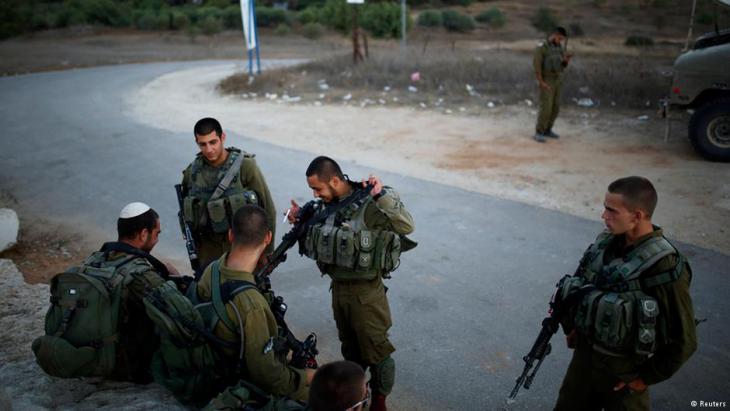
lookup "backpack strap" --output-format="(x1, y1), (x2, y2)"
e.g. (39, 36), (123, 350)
(211, 261), (248, 335)
(209, 151), (245, 202)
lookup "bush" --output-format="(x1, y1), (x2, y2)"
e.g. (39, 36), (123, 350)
(417, 10), (442, 27)
(200, 15), (224, 34)
(441, 0), (474, 6)
(222, 4), (242, 29)
(256, 7), (288, 27)
(695, 12), (713, 25)
(171, 11), (190, 30)
(625, 35), (654, 47)
(294, 0), (327, 11)
(205, 0), (233, 8)
(301, 21), (324, 39)
(361, 2), (409, 38)
(298, 7), (320, 24)
(317, 0), (350, 33)
(441, 10), (475, 32)
(67, 0), (132, 27)
(475, 7), (505, 28)
(531, 6), (558, 33)
(275, 23), (291, 35)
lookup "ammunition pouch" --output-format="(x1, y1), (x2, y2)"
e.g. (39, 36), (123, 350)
(184, 190), (259, 234)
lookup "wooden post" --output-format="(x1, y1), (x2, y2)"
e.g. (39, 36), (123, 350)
(352, 5), (364, 64)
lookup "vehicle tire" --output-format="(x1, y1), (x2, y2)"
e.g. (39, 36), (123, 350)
(689, 98), (730, 162)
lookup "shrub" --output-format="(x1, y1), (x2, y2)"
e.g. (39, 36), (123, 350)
(695, 12), (713, 25)
(417, 10), (442, 27)
(531, 6), (558, 34)
(475, 7), (505, 28)
(171, 11), (190, 30)
(295, 0), (327, 11)
(222, 4), (242, 29)
(317, 0), (350, 33)
(135, 10), (167, 30)
(205, 0), (233, 8)
(256, 7), (288, 27)
(200, 15), (224, 34)
(275, 23), (291, 35)
(67, 0), (131, 27)
(298, 7), (320, 24)
(195, 6), (224, 23)
(441, 10), (475, 32)
(361, 2), (409, 38)
(441, 0), (474, 6)
(625, 35), (654, 47)
(301, 22), (324, 39)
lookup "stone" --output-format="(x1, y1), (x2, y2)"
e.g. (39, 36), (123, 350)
(0, 208), (19, 252)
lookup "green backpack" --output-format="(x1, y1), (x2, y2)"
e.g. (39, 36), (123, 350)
(31, 251), (150, 378)
(203, 380), (307, 411)
(143, 261), (258, 405)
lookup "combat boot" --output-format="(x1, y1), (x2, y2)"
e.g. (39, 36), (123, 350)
(533, 132), (546, 143)
(545, 129), (560, 139)
(369, 393), (387, 411)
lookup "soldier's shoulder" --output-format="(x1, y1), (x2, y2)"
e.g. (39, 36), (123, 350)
(231, 286), (268, 311)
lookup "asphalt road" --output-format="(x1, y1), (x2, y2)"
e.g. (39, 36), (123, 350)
(1, 61), (728, 410)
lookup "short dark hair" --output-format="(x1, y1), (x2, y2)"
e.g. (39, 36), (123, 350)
(194, 117), (223, 139)
(554, 26), (567, 36)
(608, 176), (658, 217)
(117, 208), (159, 240)
(306, 156), (345, 182)
(309, 361), (366, 411)
(231, 205), (270, 248)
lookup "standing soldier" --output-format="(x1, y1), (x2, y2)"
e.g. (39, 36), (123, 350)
(554, 176), (697, 410)
(533, 26), (572, 143)
(180, 117), (276, 269)
(287, 156), (416, 411)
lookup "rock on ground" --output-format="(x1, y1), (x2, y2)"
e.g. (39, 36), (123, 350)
(0, 259), (188, 411)
(0, 208), (19, 252)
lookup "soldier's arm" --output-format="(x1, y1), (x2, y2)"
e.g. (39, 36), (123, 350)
(241, 158), (277, 253)
(372, 187), (414, 235)
(127, 269), (166, 311)
(533, 45), (545, 84)
(240, 295), (309, 401)
(181, 167), (191, 196)
(638, 260), (697, 385)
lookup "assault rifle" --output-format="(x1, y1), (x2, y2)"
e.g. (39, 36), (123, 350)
(507, 274), (595, 403)
(175, 184), (201, 279)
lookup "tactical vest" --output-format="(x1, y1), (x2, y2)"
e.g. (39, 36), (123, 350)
(572, 232), (686, 357)
(540, 42), (565, 76)
(302, 194), (402, 281)
(183, 148), (260, 234)
(32, 251), (154, 379)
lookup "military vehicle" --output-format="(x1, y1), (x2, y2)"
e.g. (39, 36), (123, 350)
(665, 0), (730, 161)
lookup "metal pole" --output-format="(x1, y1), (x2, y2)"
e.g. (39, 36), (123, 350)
(401, 0), (406, 49)
(684, 0), (698, 51)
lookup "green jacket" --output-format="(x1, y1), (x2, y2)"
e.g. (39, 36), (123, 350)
(182, 148), (277, 255)
(533, 40), (566, 77)
(196, 254), (309, 401)
(582, 228), (697, 385)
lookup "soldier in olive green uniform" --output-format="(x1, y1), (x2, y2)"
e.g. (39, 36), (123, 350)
(181, 117), (276, 269)
(554, 177), (697, 411)
(533, 26), (572, 143)
(287, 156), (415, 411)
(196, 205), (312, 402)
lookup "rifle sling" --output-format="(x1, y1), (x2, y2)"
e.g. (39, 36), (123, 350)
(209, 151), (245, 202)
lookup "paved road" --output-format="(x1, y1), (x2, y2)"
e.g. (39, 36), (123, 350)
(1, 61), (728, 410)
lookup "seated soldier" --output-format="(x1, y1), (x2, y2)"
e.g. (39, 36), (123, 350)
(33, 202), (176, 384)
(196, 205), (314, 401)
(309, 361), (369, 411)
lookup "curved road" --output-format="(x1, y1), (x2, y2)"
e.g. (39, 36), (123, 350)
(1, 61), (728, 410)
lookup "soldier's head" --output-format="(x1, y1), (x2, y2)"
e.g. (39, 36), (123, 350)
(309, 361), (368, 411)
(549, 26), (567, 44)
(228, 205), (272, 253)
(306, 156), (350, 203)
(117, 202), (160, 253)
(194, 117), (227, 165)
(602, 176), (658, 235)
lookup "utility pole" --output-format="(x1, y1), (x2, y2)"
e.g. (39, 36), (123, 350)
(401, 0), (407, 49)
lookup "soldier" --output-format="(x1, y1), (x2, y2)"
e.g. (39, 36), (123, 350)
(181, 117), (276, 269)
(554, 176), (697, 410)
(287, 156), (415, 411)
(196, 205), (313, 401)
(533, 26), (572, 143)
(33, 202), (175, 384)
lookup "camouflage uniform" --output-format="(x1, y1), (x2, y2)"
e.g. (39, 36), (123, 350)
(534, 40), (567, 135)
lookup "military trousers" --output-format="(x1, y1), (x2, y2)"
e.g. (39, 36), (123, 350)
(196, 231), (231, 270)
(554, 340), (650, 411)
(331, 276), (396, 395)
(536, 75), (563, 134)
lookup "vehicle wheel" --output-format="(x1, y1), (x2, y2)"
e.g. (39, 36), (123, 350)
(689, 98), (730, 162)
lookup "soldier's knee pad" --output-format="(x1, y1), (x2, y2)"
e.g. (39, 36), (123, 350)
(369, 356), (395, 396)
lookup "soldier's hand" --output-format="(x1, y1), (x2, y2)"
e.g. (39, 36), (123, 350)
(539, 81), (552, 91)
(286, 200), (300, 224)
(362, 174), (383, 197)
(164, 261), (181, 277)
(565, 329), (578, 349)
(305, 368), (316, 385)
(613, 378), (647, 393)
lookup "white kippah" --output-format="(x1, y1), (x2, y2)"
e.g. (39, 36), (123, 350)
(120, 202), (151, 219)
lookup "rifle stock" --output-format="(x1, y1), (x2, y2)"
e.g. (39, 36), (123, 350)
(175, 184), (201, 279)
